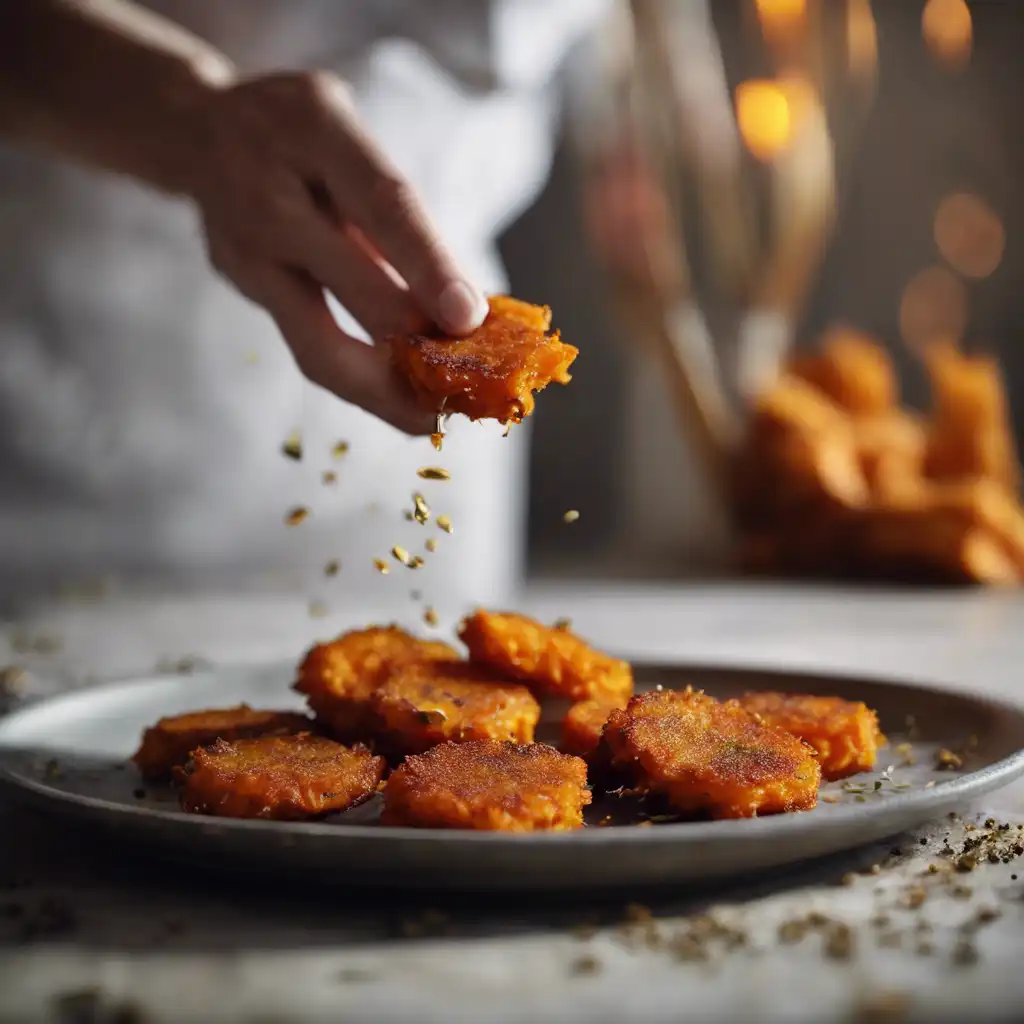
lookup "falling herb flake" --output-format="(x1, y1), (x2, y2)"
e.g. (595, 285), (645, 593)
(324, 560), (340, 577)
(563, 509), (580, 524)
(412, 493), (431, 525)
(436, 515), (454, 534)
(936, 748), (963, 771)
(332, 441), (350, 459)
(408, 555), (425, 569)
(284, 507), (310, 527)
(309, 601), (328, 619)
(374, 559), (390, 575)
(392, 546), (412, 567)
(281, 432), (303, 461)
(322, 471), (338, 486)
(417, 467), (451, 481)
(423, 607), (439, 627)
(553, 618), (573, 632)
(431, 409), (446, 452)
(425, 538), (438, 553)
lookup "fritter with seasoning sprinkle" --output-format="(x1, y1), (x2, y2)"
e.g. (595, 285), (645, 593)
(381, 740), (590, 831)
(389, 296), (578, 424)
(177, 734), (385, 820)
(738, 692), (884, 781)
(370, 660), (540, 756)
(458, 610), (633, 704)
(604, 690), (821, 819)
(295, 626), (456, 742)
(132, 705), (312, 781)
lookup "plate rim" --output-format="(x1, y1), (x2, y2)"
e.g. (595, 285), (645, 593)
(3, 658), (1024, 847)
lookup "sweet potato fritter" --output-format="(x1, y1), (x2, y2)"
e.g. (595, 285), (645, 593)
(381, 740), (591, 831)
(295, 626), (456, 742)
(458, 610), (634, 705)
(604, 690), (821, 819)
(389, 296), (578, 424)
(132, 704), (311, 781)
(561, 700), (618, 759)
(788, 326), (896, 416)
(178, 734), (386, 820)
(370, 660), (540, 757)
(738, 692), (884, 781)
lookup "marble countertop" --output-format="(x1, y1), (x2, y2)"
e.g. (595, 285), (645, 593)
(3, 582), (1024, 1023)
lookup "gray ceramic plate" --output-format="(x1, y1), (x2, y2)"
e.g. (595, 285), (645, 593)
(1, 661), (1023, 891)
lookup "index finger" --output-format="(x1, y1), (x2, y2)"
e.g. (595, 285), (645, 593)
(314, 84), (489, 337)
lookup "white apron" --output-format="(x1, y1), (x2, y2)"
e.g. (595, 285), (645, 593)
(0, 0), (606, 605)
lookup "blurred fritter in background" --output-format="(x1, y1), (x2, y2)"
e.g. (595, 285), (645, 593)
(507, 0), (1023, 585)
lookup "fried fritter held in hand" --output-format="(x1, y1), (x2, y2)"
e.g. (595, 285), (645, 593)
(132, 704), (312, 781)
(389, 296), (578, 424)
(370, 660), (540, 757)
(604, 690), (821, 819)
(738, 692), (884, 781)
(458, 610), (633, 705)
(295, 626), (456, 742)
(178, 734), (386, 820)
(381, 740), (591, 831)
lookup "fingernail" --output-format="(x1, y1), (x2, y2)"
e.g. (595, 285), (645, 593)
(438, 281), (488, 335)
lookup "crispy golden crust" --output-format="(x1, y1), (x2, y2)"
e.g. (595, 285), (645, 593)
(389, 296), (578, 424)
(295, 626), (456, 742)
(131, 705), (311, 781)
(381, 740), (590, 831)
(738, 692), (884, 781)
(177, 734), (386, 820)
(370, 660), (541, 756)
(458, 610), (634, 705)
(561, 700), (618, 759)
(604, 690), (820, 819)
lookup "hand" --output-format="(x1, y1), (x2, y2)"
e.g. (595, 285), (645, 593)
(187, 71), (488, 434)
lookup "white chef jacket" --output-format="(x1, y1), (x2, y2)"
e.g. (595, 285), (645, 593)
(0, 0), (607, 604)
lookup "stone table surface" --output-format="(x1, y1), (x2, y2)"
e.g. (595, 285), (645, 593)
(2, 582), (1024, 1023)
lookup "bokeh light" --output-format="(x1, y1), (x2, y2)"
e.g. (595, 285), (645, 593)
(934, 192), (1006, 279)
(922, 0), (972, 71)
(735, 80), (793, 162)
(898, 265), (968, 353)
(755, 0), (807, 35)
(846, 0), (878, 83)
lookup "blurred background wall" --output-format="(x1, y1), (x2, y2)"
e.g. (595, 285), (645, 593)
(500, 0), (1023, 581)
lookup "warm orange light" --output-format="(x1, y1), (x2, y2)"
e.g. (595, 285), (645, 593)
(755, 0), (807, 35)
(899, 266), (968, 354)
(846, 0), (878, 82)
(922, 0), (972, 71)
(934, 192), (1005, 280)
(735, 80), (793, 162)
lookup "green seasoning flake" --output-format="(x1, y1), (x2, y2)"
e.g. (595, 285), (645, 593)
(281, 432), (303, 461)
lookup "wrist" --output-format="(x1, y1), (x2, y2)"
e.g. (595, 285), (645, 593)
(152, 50), (236, 196)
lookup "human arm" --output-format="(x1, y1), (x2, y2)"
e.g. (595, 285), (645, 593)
(0, 0), (487, 433)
